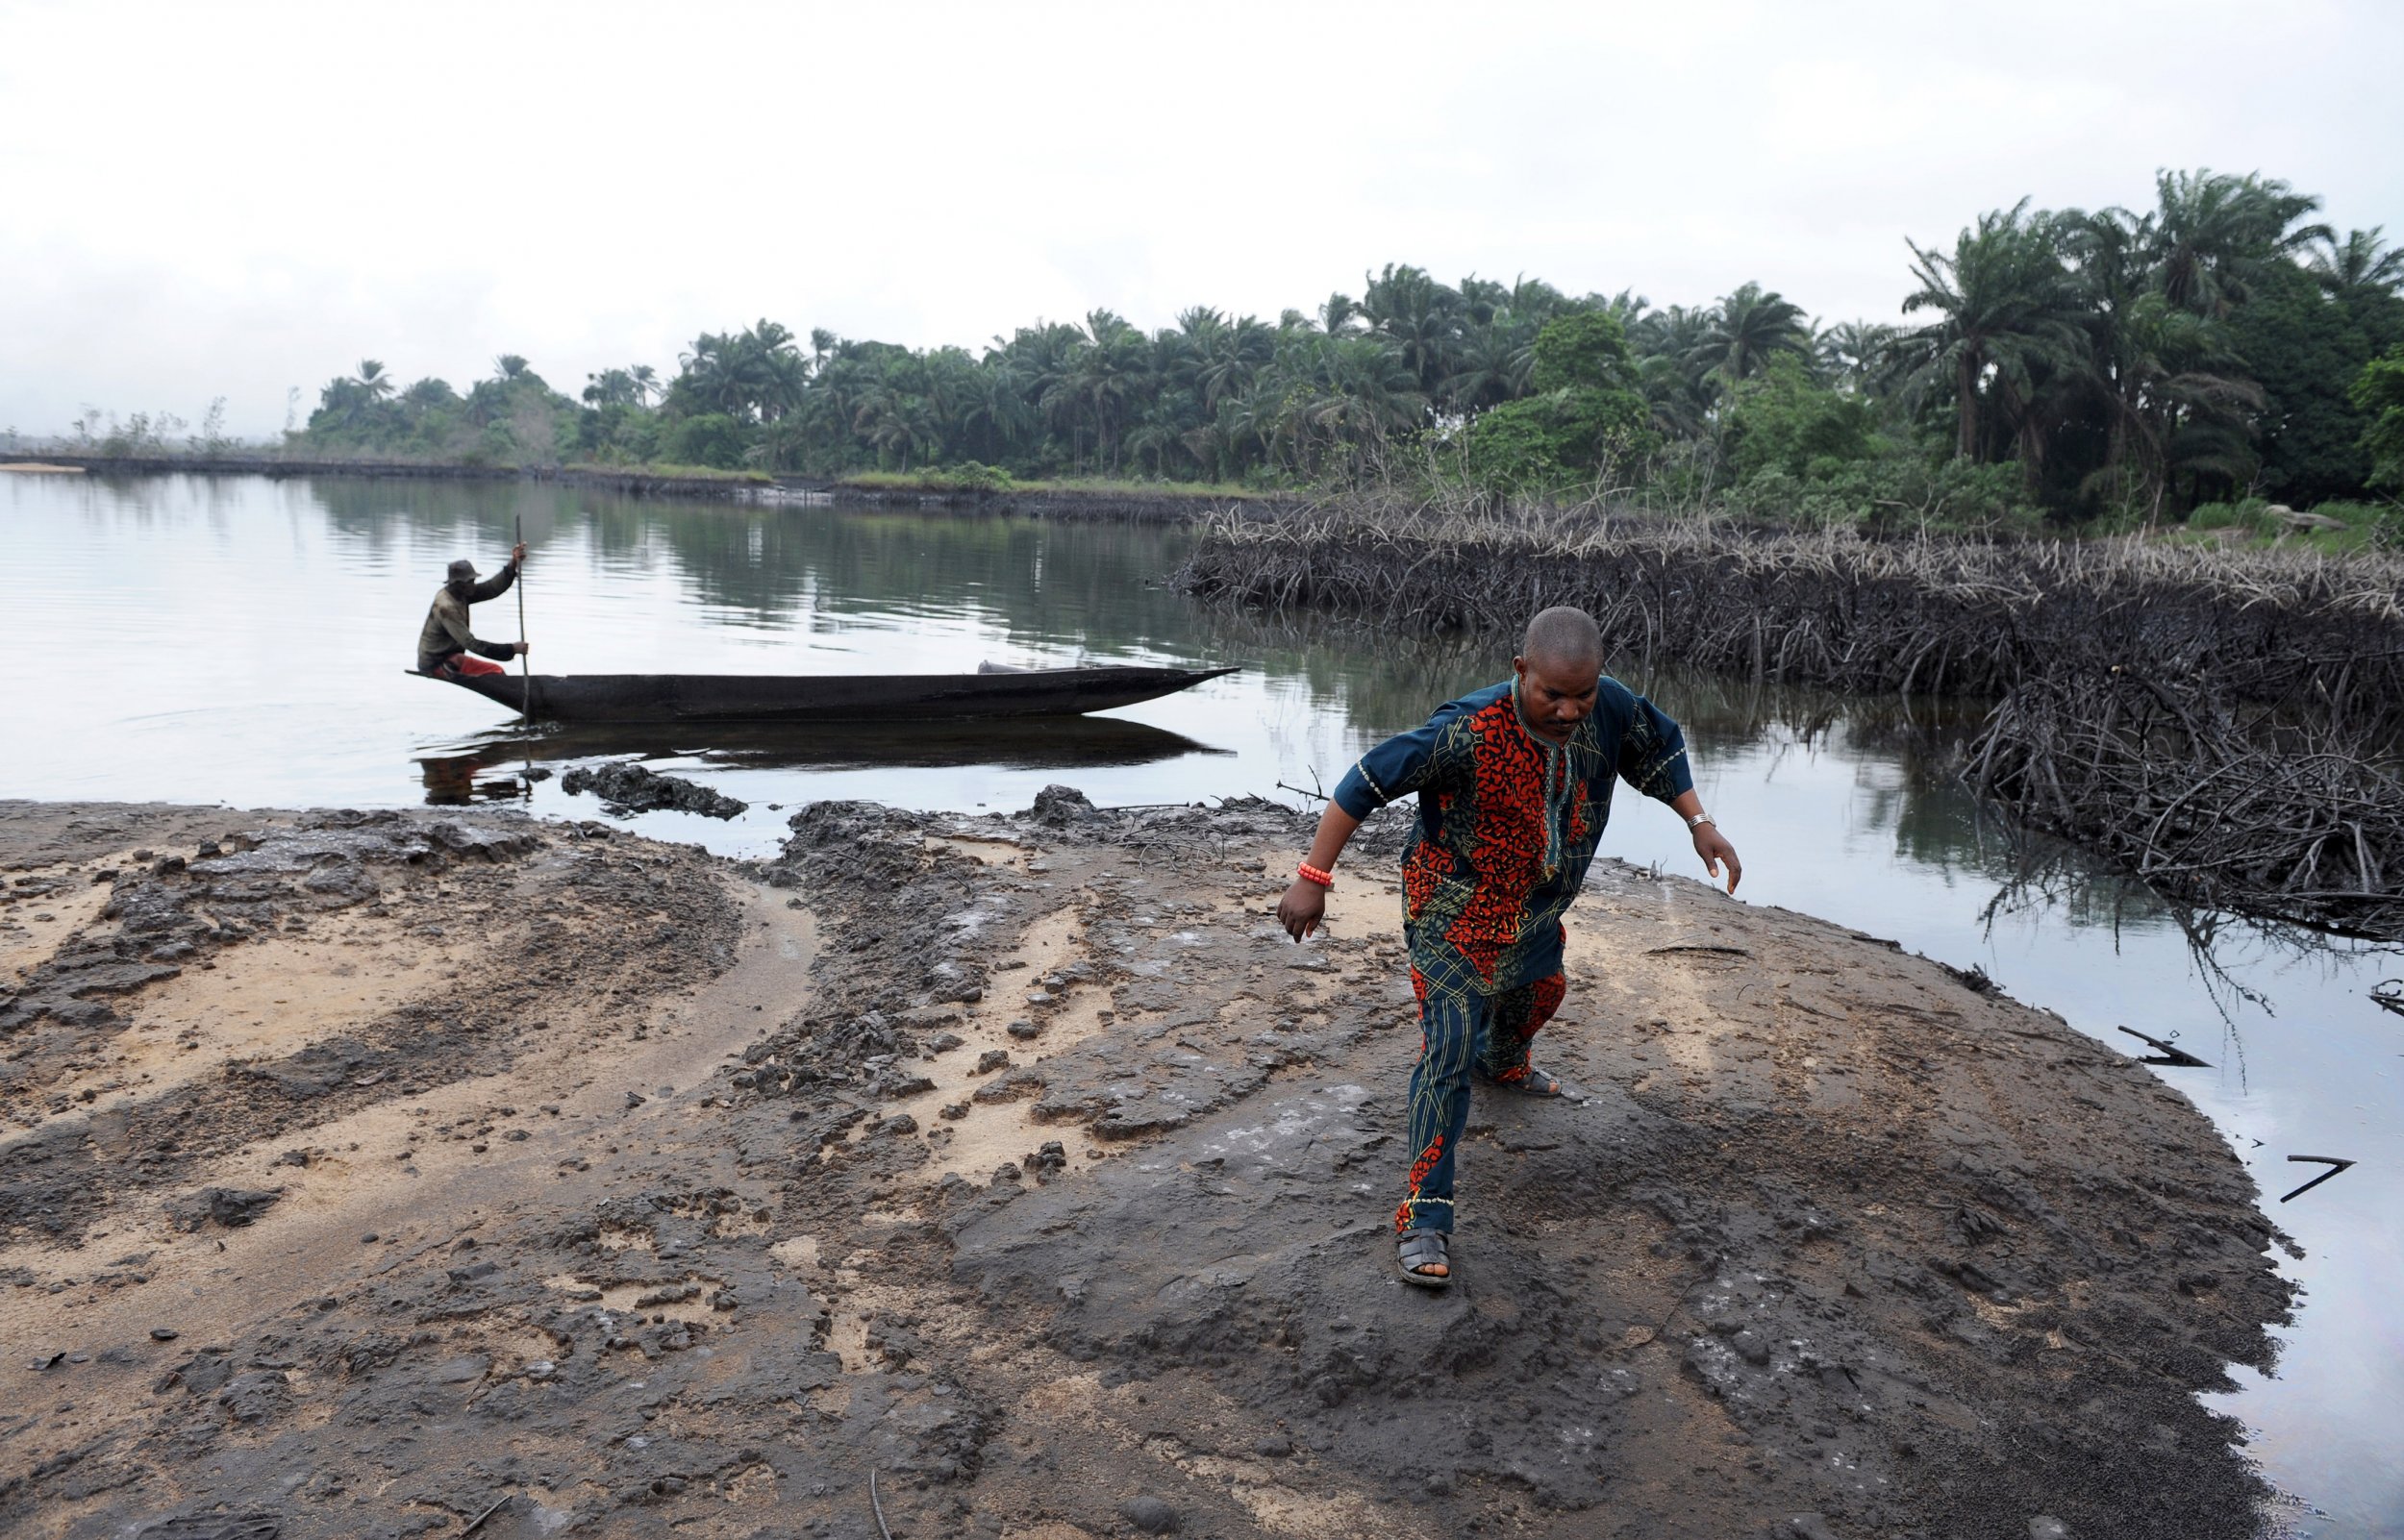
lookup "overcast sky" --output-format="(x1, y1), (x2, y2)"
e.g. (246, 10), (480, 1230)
(3, 0), (2398, 438)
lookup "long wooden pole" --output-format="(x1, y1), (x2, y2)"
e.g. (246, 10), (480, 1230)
(514, 513), (530, 721)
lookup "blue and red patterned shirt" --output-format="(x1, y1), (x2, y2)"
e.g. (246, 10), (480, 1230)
(1333, 677), (1693, 993)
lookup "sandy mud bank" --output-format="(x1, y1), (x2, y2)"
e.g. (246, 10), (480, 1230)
(0, 796), (2290, 1539)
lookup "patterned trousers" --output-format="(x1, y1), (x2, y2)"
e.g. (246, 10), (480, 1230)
(1394, 959), (1567, 1234)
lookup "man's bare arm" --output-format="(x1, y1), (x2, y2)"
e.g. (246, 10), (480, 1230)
(1275, 801), (1362, 940)
(1668, 788), (1742, 894)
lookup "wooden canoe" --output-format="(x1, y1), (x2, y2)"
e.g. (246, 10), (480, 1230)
(413, 662), (1240, 724)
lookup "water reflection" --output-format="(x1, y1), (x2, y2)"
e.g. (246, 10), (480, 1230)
(1970, 820), (2403, 1045)
(414, 752), (532, 807)
(421, 714), (1220, 799)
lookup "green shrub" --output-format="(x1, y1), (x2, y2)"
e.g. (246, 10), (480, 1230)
(661, 412), (747, 470)
(2186, 498), (2274, 534)
(1461, 312), (1658, 493)
(2352, 345), (2404, 489)
(1529, 310), (1640, 393)
(1720, 357), (1879, 483)
(1463, 391), (1656, 492)
(2304, 499), (2384, 526)
(941, 460), (1014, 492)
(1725, 453), (2042, 535)
(2306, 498), (2404, 548)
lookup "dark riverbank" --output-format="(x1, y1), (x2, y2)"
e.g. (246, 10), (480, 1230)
(0, 795), (2295, 1538)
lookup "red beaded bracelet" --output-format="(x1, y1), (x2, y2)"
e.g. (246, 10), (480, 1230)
(1296, 862), (1335, 888)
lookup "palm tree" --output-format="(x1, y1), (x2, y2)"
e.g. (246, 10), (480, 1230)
(2307, 228), (2404, 297)
(1628, 306), (1716, 439)
(1900, 200), (2089, 462)
(1316, 293), (1364, 335)
(851, 382), (937, 470)
(750, 335), (808, 422)
(1181, 406), (1248, 484)
(1124, 400), (1188, 479)
(1597, 287), (1647, 329)
(401, 377), (456, 411)
(492, 354), (531, 383)
(355, 360), (394, 401)
(955, 354), (1035, 464)
(1813, 322), (1900, 394)
(991, 320), (1089, 471)
(675, 323), (805, 424)
(1689, 283), (1811, 384)
(1053, 310), (1150, 473)
(2085, 293), (2264, 521)
(2057, 204), (2157, 491)
(678, 333), (739, 416)
(1273, 334), (1425, 480)
(794, 351), (862, 466)
(2148, 169), (2329, 317)
(1225, 382), (1288, 477)
(1441, 319), (1536, 415)
(1195, 316), (1272, 414)
(1360, 263), (1465, 407)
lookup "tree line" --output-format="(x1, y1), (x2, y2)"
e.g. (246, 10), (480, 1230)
(295, 166), (2404, 533)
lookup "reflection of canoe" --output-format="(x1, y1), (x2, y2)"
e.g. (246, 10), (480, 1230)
(430, 714), (1225, 775)
(412, 663), (1240, 724)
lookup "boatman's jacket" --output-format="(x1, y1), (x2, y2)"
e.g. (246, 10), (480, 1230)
(415, 563), (520, 675)
(1332, 678), (1694, 996)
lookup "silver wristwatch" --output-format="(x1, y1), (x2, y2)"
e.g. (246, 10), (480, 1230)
(1685, 810), (1715, 830)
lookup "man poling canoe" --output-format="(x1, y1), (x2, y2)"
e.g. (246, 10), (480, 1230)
(1276, 605), (1742, 1288)
(416, 542), (531, 680)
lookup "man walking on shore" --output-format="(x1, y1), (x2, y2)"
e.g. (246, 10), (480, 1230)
(415, 542), (529, 679)
(1276, 606), (1740, 1286)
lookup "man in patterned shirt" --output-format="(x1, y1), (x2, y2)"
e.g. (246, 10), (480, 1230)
(1276, 607), (1741, 1286)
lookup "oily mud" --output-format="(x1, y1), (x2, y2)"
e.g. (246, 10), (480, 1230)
(560, 762), (748, 821)
(0, 794), (2291, 1540)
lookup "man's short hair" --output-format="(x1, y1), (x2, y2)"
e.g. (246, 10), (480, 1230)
(1522, 606), (1604, 672)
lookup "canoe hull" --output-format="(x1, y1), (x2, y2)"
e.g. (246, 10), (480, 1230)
(426, 664), (1239, 724)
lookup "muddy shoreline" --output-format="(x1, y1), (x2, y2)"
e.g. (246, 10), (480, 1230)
(1, 796), (2292, 1539)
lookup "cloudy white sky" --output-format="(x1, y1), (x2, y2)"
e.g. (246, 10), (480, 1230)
(3, 0), (2398, 438)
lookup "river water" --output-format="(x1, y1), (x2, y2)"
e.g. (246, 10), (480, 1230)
(8, 471), (2399, 1535)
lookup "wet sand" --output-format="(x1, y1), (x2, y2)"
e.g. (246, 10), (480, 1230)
(0, 796), (2292, 1539)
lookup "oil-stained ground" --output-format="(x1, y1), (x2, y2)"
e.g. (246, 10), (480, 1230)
(0, 793), (2293, 1540)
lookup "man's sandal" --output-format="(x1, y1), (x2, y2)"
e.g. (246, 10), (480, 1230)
(1397, 1230), (1452, 1288)
(1476, 1063), (1566, 1098)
